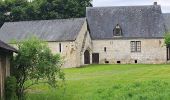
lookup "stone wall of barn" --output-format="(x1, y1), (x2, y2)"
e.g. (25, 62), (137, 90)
(92, 39), (167, 64)
(48, 41), (77, 68)
(12, 42), (78, 68)
(74, 21), (92, 66)
(48, 20), (90, 68)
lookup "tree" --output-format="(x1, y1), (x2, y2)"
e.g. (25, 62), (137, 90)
(0, 0), (29, 26)
(12, 38), (65, 100)
(164, 32), (170, 46)
(0, 0), (92, 27)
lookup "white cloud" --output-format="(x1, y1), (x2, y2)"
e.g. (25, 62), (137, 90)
(93, 0), (170, 12)
(157, 0), (170, 6)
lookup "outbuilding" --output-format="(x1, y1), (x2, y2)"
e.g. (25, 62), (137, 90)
(0, 40), (17, 99)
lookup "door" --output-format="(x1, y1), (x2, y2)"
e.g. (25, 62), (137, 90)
(84, 50), (90, 64)
(92, 53), (99, 64)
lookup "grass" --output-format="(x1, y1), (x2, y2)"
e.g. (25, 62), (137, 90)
(26, 64), (170, 100)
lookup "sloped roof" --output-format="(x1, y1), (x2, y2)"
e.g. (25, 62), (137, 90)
(86, 5), (166, 39)
(0, 18), (85, 43)
(163, 13), (170, 32)
(0, 40), (17, 52)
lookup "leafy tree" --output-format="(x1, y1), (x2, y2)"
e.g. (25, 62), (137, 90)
(12, 38), (65, 100)
(0, 0), (92, 27)
(165, 32), (170, 46)
(0, 1), (6, 26)
(5, 76), (17, 100)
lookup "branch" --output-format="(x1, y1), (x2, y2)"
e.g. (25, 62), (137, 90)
(24, 81), (48, 91)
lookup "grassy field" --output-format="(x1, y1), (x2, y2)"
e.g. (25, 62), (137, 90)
(27, 64), (170, 100)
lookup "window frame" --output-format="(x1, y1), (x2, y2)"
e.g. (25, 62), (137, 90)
(59, 43), (62, 53)
(130, 41), (141, 52)
(104, 47), (107, 52)
(113, 24), (122, 36)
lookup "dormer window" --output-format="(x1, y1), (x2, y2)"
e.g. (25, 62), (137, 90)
(113, 24), (122, 36)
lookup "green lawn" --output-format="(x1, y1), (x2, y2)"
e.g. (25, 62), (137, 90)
(27, 64), (170, 100)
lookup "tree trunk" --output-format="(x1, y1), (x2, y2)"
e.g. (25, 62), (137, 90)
(17, 87), (25, 100)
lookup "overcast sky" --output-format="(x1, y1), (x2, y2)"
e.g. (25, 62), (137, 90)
(93, 0), (170, 13)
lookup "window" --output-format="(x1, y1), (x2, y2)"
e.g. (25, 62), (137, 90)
(113, 24), (122, 36)
(167, 46), (170, 60)
(59, 43), (61, 53)
(104, 47), (106, 52)
(131, 41), (141, 52)
(117, 61), (121, 64)
(105, 61), (109, 64)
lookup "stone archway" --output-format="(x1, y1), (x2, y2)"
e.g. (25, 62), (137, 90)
(84, 50), (90, 64)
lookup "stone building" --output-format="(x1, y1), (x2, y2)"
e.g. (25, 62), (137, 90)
(0, 4), (170, 68)
(0, 40), (17, 99)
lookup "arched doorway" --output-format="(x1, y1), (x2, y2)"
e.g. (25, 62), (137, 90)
(84, 50), (90, 64)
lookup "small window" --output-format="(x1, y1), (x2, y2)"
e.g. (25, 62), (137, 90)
(105, 61), (109, 64)
(59, 43), (62, 53)
(131, 41), (141, 52)
(167, 46), (170, 60)
(113, 24), (122, 36)
(117, 61), (121, 64)
(104, 47), (106, 52)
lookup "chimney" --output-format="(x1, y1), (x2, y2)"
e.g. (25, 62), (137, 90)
(154, 2), (157, 5)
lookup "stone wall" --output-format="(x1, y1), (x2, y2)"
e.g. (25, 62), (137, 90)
(74, 21), (92, 66)
(10, 21), (89, 68)
(48, 41), (77, 68)
(92, 39), (167, 64)
(48, 20), (89, 68)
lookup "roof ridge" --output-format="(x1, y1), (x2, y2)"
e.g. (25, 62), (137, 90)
(163, 13), (170, 15)
(87, 5), (161, 9)
(4, 17), (86, 23)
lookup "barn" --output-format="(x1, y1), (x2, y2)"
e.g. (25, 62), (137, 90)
(0, 40), (17, 99)
(0, 3), (170, 68)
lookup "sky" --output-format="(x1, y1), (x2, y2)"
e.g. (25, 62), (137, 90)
(93, 0), (170, 13)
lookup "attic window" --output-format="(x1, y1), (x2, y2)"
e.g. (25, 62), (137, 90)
(113, 24), (122, 36)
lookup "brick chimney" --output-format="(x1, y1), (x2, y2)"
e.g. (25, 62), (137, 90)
(154, 2), (157, 5)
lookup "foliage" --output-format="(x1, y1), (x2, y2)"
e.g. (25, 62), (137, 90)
(164, 32), (170, 46)
(0, 0), (92, 27)
(12, 37), (65, 100)
(25, 64), (170, 100)
(5, 76), (17, 100)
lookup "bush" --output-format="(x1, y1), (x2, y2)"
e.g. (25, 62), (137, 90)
(12, 37), (64, 100)
(164, 33), (170, 46)
(5, 76), (17, 100)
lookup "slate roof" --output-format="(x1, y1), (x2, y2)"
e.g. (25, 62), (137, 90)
(0, 18), (85, 43)
(163, 13), (170, 32)
(0, 40), (17, 52)
(86, 5), (166, 39)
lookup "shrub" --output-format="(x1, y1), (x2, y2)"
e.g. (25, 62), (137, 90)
(164, 33), (170, 46)
(5, 76), (17, 100)
(12, 37), (64, 100)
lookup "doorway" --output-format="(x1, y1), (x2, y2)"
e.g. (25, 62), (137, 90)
(84, 50), (90, 64)
(92, 53), (99, 64)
